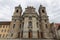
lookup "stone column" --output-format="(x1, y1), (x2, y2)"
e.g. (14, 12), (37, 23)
(23, 17), (28, 38)
(9, 5), (22, 38)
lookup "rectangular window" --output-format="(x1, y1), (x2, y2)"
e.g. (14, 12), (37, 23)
(13, 24), (15, 28)
(37, 22), (38, 28)
(0, 25), (2, 28)
(29, 17), (32, 20)
(22, 22), (24, 28)
(40, 24), (42, 29)
(3, 34), (5, 38)
(45, 20), (47, 22)
(4, 29), (6, 32)
(46, 24), (48, 28)
(8, 30), (9, 32)
(6, 34), (8, 37)
(23, 18), (24, 20)
(36, 18), (38, 20)
(6, 25), (7, 28)
(20, 24), (21, 28)
(0, 34), (1, 38)
(37, 31), (39, 38)
(1, 29), (3, 32)
(14, 19), (16, 22)
(21, 31), (23, 38)
(6, 25), (9, 28)
(28, 21), (32, 28)
(3, 25), (5, 28)
(11, 33), (13, 37)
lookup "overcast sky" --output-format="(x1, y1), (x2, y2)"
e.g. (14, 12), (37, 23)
(0, 0), (60, 23)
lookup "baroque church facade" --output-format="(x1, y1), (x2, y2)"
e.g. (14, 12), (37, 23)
(1, 4), (60, 40)
(9, 5), (54, 39)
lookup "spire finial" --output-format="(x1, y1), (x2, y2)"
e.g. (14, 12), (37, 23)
(18, 4), (22, 8)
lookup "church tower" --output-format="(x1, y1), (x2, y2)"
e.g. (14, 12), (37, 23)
(9, 5), (22, 38)
(38, 5), (50, 38)
(8, 5), (54, 39)
(22, 6), (39, 38)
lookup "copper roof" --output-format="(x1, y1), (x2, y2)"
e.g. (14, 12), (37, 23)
(55, 23), (60, 25)
(0, 21), (11, 25)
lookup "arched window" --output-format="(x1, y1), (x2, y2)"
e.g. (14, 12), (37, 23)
(16, 9), (18, 13)
(42, 9), (45, 13)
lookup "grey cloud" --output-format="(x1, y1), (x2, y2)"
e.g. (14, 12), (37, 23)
(0, 0), (60, 23)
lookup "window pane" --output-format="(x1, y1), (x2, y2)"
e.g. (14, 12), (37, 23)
(13, 24), (15, 28)
(3, 25), (5, 28)
(46, 24), (47, 28)
(37, 22), (38, 28)
(0, 34), (1, 38)
(20, 24), (21, 29)
(28, 21), (32, 28)
(11, 33), (13, 37)
(22, 22), (24, 28)
(3, 34), (5, 38)
(29, 17), (32, 20)
(16, 9), (18, 13)
(0, 25), (2, 28)
(42, 10), (45, 13)
(1, 29), (3, 32)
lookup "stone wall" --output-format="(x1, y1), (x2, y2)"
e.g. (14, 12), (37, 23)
(0, 38), (56, 40)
